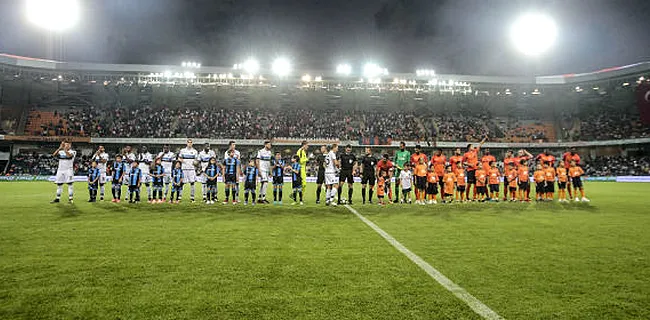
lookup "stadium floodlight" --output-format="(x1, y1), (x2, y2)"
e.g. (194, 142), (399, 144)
(363, 63), (388, 78)
(314, 76), (323, 82)
(301, 74), (312, 82)
(241, 59), (260, 75)
(272, 57), (292, 77)
(336, 64), (352, 76)
(26, 0), (80, 32)
(510, 13), (557, 56)
(416, 69), (435, 77)
(182, 62), (187, 67)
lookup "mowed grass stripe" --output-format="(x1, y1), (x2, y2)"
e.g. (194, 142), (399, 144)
(359, 183), (650, 319)
(0, 182), (480, 319)
(345, 205), (504, 320)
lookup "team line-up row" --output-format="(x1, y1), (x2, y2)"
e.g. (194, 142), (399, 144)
(49, 138), (590, 205)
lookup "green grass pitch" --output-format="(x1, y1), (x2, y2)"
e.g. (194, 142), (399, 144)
(1, 182), (649, 319)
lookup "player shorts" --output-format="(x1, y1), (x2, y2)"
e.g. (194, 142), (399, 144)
(509, 186), (517, 193)
(54, 170), (74, 184)
(457, 185), (466, 193)
(206, 178), (217, 186)
(415, 176), (427, 190)
(163, 172), (172, 184)
(273, 176), (284, 186)
(489, 184), (499, 193)
(99, 171), (107, 184)
(183, 169), (197, 183)
(245, 181), (256, 191)
(88, 182), (98, 190)
(545, 182), (555, 193)
(466, 170), (476, 184)
(477, 186), (487, 195)
(225, 174), (237, 184)
(339, 170), (354, 184)
(361, 173), (376, 185)
(259, 170), (270, 183)
(196, 175), (206, 184)
(292, 181), (302, 191)
(427, 183), (438, 195)
(325, 173), (338, 186)
(128, 185), (140, 192)
(518, 181), (530, 191)
(153, 181), (163, 188)
(572, 177), (583, 189)
(402, 187), (412, 194)
(535, 182), (545, 193)
(316, 170), (325, 184)
(141, 173), (151, 184)
(558, 182), (567, 190)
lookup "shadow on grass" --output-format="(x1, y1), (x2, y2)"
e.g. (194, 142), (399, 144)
(55, 203), (82, 218)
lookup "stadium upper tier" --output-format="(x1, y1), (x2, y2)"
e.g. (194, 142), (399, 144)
(1, 53), (649, 144)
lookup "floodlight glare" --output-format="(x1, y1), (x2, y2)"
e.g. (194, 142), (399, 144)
(363, 63), (388, 78)
(511, 13), (557, 56)
(242, 59), (260, 74)
(336, 64), (352, 76)
(272, 57), (292, 76)
(26, 0), (80, 32)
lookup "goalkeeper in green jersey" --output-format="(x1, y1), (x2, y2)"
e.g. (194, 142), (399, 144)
(393, 141), (411, 203)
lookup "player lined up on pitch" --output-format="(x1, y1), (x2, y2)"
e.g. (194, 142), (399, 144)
(51, 138), (590, 205)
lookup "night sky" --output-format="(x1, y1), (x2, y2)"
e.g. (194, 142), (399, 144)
(0, 0), (649, 76)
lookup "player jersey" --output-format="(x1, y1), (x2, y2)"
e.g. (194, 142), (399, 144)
(291, 163), (301, 182)
(205, 164), (219, 180)
(464, 150), (479, 171)
(414, 164), (428, 177)
(178, 147), (198, 170)
(476, 169), (487, 187)
(488, 168), (500, 185)
(257, 148), (273, 172)
(56, 149), (76, 172)
(272, 159), (285, 177)
(172, 168), (184, 184)
(129, 168), (142, 186)
(123, 153), (136, 173)
(556, 167), (568, 182)
(569, 166), (584, 178)
(537, 154), (556, 165)
(296, 149), (308, 167)
(431, 154), (446, 177)
(426, 171), (438, 184)
(361, 154), (378, 175)
(394, 149), (411, 170)
(544, 167), (556, 182)
(376, 160), (394, 175)
(518, 167), (530, 182)
(93, 152), (109, 172)
(151, 164), (164, 184)
(88, 167), (100, 183)
(410, 152), (428, 167)
(111, 161), (126, 181)
(315, 154), (326, 174)
(456, 170), (467, 186)
(481, 154), (496, 172)
(223, 157), (240, 175)
(449, 155), (463, 172)
(339, 152), (357, 171)
(325, 151), (338, 174)
(507, 169), (517, 187)
(138, 152), (153, 174)
(377, 177), (386, 196)
(157, 151), (176, 174)
(504, 157), (517, 170)
(563, 153), (581, 169)
(199, 150), (217, 171)
(245, 166), (258, 183)
(534, 170), (545, 183)
(399, 170), (413, 189)
(443, 173), (456, 194)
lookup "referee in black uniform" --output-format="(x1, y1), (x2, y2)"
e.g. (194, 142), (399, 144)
(360, 147), (378, 204)
(315, 145), (327, 204)
(338, 144), (357, 205)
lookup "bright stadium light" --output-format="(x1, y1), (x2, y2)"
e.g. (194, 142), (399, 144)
(336, 64), (352, 76)
(416, 69), (435, 77)
(301, 74), (312, 82)
(510, 13), (557, 56)
(26, 0), (80, 32)
(242, 59), (260, 74)
(272, 57), (292, 77)
(363, 63), (388, 78)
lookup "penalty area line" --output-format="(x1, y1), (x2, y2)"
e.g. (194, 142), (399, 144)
(344, 205), (504, 320)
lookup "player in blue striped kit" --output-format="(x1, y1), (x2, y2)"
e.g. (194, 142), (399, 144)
(87, 161), (101, 202)
(150, 157), (165, 203)
(170, 161), (184, 203)
(289, 155), (304, 205)
(111, 154), (127, 203)
(222, 149), (241, 204)
(128, 161), (142, 203)
(272, 152), (285, 205)
(243, 159), (258, 205)
(204, 157), (220, 204)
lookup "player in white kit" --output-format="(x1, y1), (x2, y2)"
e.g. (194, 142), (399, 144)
(198, 142), (217, 201)
(51, 140), (76, 203)
(256, 141), (273, 204)
(178, 139), (199, 202)
(122, 145), (136, 174)
(92, 145), (109, 201)
(324, 144), (340, 206)
(224, 141), (241, 161)
(156, 144), (176, 201)
(138, 145), (154, 202)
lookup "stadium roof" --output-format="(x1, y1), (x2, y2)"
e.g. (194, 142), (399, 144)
(1, 53), (649, 85)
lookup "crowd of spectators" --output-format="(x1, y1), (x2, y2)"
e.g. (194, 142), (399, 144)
(577, 113), (650, 141)
(583, 155), (650, 177)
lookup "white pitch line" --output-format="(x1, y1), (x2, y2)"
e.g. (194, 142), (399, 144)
(344, 205), (504, 320)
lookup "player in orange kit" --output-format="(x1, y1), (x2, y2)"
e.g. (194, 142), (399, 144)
(475, 165), (488, 202)
(533, 164), (546, 201)
(414, 158), (428, 205)
(506, 165), (518, 201)
(426, 166), (439, 204)
(455, 162), (467, 202)
(481, 149), (496, 173)
(487, 161), (501, 201)
(543, 162), (556, 201)
(518, 159), (531, 202)
(569, 160), (590, 202)
(442, 165), (456, 203)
